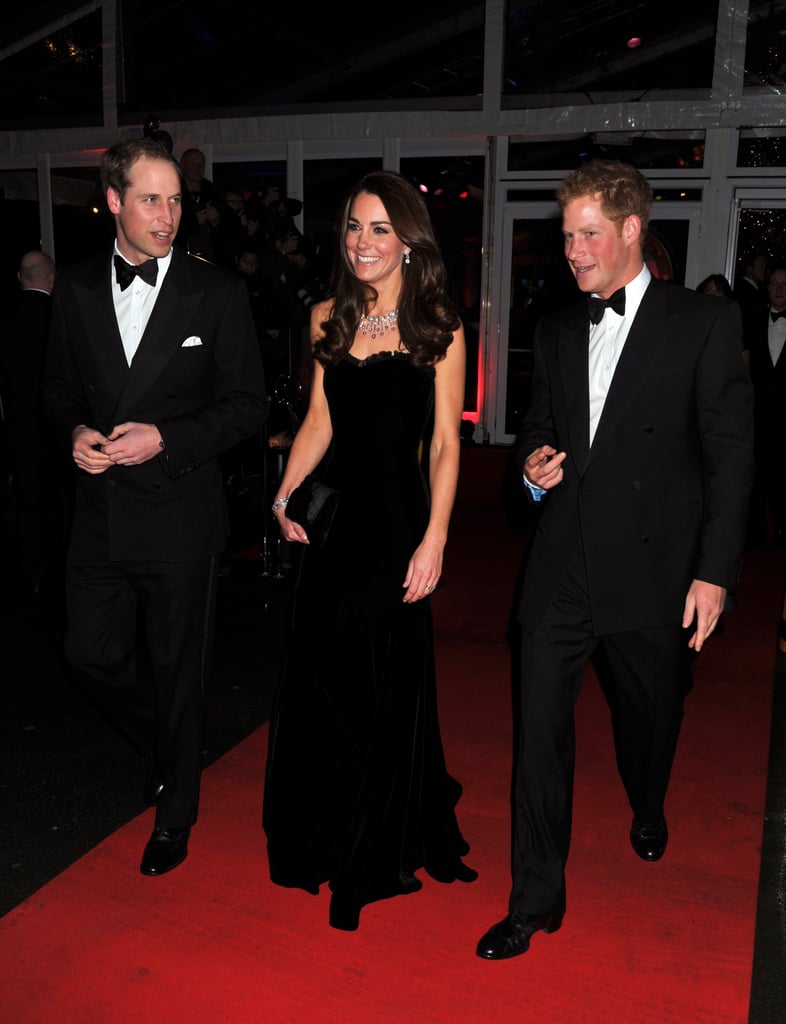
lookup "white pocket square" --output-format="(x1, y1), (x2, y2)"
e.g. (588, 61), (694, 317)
(182, 336), (203, 347)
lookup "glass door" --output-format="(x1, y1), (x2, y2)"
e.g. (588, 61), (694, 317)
(488, 199), (702, 446)
(727, 188), (786, 284)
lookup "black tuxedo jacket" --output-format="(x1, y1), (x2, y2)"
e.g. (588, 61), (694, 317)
(516, 279), (754, 636)
(44, 247), (267, 561)
(733, 276), (765, 307)
(733, 278), (767, 349)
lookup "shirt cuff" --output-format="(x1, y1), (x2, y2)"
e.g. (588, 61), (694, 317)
(523, 474), (547, 502)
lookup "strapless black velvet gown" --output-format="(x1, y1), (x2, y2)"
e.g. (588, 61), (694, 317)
(263, 350), (476, 930)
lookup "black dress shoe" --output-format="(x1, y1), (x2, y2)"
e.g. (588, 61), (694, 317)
(140, 828), (190, 876)
(630, 818), (668, 861)
(476, 910), (564, 960)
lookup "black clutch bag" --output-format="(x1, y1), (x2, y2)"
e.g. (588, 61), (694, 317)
(286, 475), (340, 546)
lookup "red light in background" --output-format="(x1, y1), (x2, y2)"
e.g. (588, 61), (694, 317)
(462, 334), (484, 425)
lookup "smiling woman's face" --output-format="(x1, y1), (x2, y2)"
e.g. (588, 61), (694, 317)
(344, 191), (409, 290)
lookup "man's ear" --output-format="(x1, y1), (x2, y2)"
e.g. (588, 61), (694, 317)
(106, 187), (122, 215)
(623, 214), (642, 246)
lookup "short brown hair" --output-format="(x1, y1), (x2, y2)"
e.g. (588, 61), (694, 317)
(556, 159), (652, 236)
(100, 137), (181, 204)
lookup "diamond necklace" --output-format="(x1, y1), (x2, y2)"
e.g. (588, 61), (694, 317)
(357, 309), (399, 339)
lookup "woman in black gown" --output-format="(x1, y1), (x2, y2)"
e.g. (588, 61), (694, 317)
(263, 171), (477, 930)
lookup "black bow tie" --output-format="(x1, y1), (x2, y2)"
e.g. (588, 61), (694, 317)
(771, 310), (786, 322)
(587, 288), (626, 324)
(114, 255), (158, 290)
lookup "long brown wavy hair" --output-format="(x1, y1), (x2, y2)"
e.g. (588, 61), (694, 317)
(313, 170), (460, 367)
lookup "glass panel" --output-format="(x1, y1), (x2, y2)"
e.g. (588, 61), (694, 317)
(508, 134), (706, 171)
(213, 161), (286, 202)
(737, 130), (786, 168)
(400, 156), (486, 418)
(506, 188), (703, 203)
(0, 170), (40, 306)
(256, 157), (381, 391)
(303, 157), (384, 278)
(644, 220), (689, 284)
(745, 1), (786, 89)
(503, 0), (719, 100)
(207, 160), (300, 398)
(120, 2), (484, 119)
(50, 166), (112, 269)
(0, 10), (103, 128)
(734, 207), (786, 271)
(505, 214), (575, 435)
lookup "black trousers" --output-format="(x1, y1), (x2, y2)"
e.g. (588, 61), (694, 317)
(509, 555), (693, 916)
(64, 551), (219, 830)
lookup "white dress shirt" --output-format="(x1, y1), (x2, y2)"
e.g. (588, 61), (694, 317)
(767, 308), (786, 366)
(588, 264), (651, 445)
(112, 245), (173, 366)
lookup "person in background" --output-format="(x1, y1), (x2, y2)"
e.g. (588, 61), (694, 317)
(263, 169), (477, 931)
(257, 219), (327, 392)
(733, 249), (769, 352)
(746, 263), (786, 549)
(698, 271), (748, 368)
(177, 147), (222, 260)
(733, 249), (768, 315)
(252, 183), (296, 247)
(1, 250), (60, 597)
(697, 272), (734, 300)
(43, 137), (267, 878)
(212, 186), (261, 270)
(695, 271), (747, 611)
(476, 159), (754, 961)
(142, 113), (174, 154)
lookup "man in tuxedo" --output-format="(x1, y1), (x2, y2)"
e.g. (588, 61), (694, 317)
(733, 250), (768, 352)
(733, 250), (768, 315)
(747, 263), (786, 547)
(476, 160), (754, 960)
(43, 138), (267, 876)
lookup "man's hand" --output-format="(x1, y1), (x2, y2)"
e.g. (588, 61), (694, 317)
(682, 579), (727, 652)
(101, 422), (164, 466)
(524, 445), (566, 490)
(72, 425), (113, 475)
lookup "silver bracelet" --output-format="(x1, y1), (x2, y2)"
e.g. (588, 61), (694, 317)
(271, 496), (289, 514)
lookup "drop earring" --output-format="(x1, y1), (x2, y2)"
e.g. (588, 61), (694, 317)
(404, 251), (411, 265)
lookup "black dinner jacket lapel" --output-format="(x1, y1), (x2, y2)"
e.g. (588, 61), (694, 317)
(556, 302), (592, 473)
(72, 256), (128, 399)
(111, 248), (202, 426)
(585, 278), (670, 464)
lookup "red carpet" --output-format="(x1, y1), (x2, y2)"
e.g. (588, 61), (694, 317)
(1, 449), (781, 1023)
